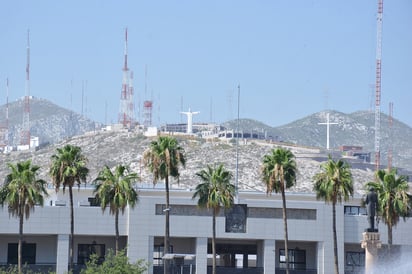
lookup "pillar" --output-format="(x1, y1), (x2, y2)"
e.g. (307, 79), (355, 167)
(361, 232), (382, 274)
(56, 234), (69, 274)
(263, 239), (276, 274)
(196, 237), (208, 274)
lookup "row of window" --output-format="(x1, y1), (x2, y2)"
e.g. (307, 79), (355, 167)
(6, 243), (364, 269)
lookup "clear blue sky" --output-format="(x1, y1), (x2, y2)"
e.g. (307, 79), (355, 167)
(1, 0), (411, 127)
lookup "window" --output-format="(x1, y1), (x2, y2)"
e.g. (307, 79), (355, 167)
(153, 245), (173, 265)
(7, 243), (36, 264)
(279, 248), (306, 270)
(346, 251), (365, 267)
(78, 243), (105, 265)
(344, 206), (367, 216)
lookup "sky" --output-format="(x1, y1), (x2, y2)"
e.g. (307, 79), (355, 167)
(1, 0), (411, 127)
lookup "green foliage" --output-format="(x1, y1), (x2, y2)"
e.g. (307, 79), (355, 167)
(313, 156), (354, 204)
(262, 147), (297, 193)
(193, 164), (235, 213)
(80, 249), (147, 274)
(93, 165), (139, 215)
(0, 265), (50, 274)
(143, 136), (186, 184)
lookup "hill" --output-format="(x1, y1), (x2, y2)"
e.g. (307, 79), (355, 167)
(224, 110), (412, 172)
(0, 130), (376, 196)
(0, 97), (100, 146)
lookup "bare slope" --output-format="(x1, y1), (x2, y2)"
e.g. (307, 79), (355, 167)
(0, 130), (375, 196)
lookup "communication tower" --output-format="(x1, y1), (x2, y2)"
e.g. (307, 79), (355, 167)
(143, 100), (153, 127)
(118, 28), (135, 128)
(21, 30), (31, 146)
(374, 0), (383, 170)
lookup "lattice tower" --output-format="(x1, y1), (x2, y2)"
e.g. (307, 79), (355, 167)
(374, 0), (383, 170)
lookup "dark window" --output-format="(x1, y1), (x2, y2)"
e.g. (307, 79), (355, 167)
(344, 206), (367, 216)
(279, 248), (306, 270)
(78, 243), (105, 265)
(346, 251), (365, 267)
(7, 243), (36, 264)
(153, 245), (173, 266)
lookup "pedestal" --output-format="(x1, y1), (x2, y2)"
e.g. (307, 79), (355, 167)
(361, 232), (382, 274)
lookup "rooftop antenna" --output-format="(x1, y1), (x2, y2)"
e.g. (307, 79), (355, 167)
(21, 29), (31, 147)
(5, 78), (9, 148)
(235, 84), (240, 203)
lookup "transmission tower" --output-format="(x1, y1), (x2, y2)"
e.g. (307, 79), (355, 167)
(21, 30), (31, 146)
(118, 28), (135, 128)
(374, 0), (383, 170)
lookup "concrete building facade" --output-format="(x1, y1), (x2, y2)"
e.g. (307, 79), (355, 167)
(0, 186), (411, 274)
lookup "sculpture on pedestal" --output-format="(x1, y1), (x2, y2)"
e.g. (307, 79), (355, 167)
(365, 187), (378, 232)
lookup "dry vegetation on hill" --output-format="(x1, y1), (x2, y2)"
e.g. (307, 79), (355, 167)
(0, 130), (375, 196)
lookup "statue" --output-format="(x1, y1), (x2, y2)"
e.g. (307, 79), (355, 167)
(365, 187), (378, 232)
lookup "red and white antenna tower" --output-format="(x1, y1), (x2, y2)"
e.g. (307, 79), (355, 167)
(374, 0), (383, 170)
(143, 100), (153, 127)
(21, 30), (31, 146)
(118, 28), (135, 128)
(388, 102), (393, 171)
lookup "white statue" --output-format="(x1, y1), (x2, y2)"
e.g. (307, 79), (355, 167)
(180, 108), (199, 134)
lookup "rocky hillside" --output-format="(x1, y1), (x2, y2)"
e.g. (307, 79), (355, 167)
(0, 130), (376, 196)
(224, 111), (412, 171)
(0, 97), (100, 146)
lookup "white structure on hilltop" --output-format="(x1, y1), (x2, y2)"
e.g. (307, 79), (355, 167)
(1, 185), (411, 274)
(180, 108), (199, 134)
(318, 112), (338, 150)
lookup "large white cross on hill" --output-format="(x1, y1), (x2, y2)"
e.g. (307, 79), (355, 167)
(318, 112), (338, 150)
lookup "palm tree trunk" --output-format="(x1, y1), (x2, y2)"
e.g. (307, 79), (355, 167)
(388, 223), (393, 252)
(212, 209), (217, 274)
(69, 186), (74, 272)
(332, 202), (339, 274)
(164, 177), (170, 274)
(115, 209), (119, 255)
(18, 209), (23, 274)
(281, 189), (290, 274)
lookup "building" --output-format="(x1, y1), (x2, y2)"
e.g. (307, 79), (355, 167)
(0, 185), (411, 274)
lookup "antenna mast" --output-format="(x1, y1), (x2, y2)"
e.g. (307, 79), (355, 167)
(21, 30), (31, 147)
(374, 0), (383, 170)
(118, 28), (134, 128)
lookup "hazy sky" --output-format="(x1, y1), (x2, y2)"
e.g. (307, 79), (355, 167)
(1, 0), (411, 127)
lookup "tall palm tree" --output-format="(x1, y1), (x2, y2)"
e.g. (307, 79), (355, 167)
(261, 147), (297, 274)
(193, 164), (235, 274)
(93, 165), (139, 255)
(49, 144), (89, 271)
(313, 156), (353, 274)
(366, 169), (410, 248)
(0, 160), (47, 274)
(143, 136), (185, 274)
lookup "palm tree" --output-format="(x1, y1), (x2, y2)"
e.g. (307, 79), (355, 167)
(366, 169), (411, 248)
(193, 164), (235, 274)
(0, 160), (47, 274)
(143, 136), (185, 274)
(93, 165), (139, 255)
(49, 144), (89, 271)
(261, 147), (297, 274)
(313, 156), (353, 274)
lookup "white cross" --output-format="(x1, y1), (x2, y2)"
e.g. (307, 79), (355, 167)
(318, 112), (338, 150)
